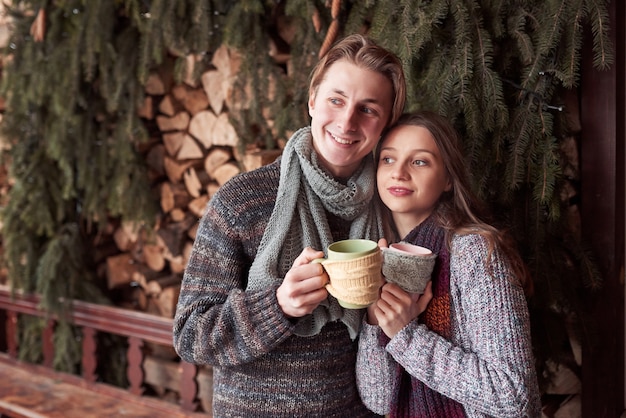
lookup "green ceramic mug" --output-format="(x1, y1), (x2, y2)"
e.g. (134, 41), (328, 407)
(313, 239), (382, 309)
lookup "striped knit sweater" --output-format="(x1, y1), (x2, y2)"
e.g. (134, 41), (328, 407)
(356, 227), (542, 417)
(173, 159), (380, 417)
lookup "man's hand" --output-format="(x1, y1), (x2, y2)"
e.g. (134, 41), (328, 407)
(276, 247), (329, 318)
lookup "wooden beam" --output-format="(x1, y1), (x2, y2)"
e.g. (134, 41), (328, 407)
(0, 285), (174, 346)
(580, 0), (625, 415)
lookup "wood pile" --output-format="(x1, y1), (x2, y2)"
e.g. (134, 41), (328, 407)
(103, 44), (282, 320)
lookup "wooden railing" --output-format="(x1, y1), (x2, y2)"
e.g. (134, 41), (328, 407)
(0, 284), (208, 415)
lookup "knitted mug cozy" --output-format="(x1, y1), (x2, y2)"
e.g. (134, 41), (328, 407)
(381, 244), (437, 293)
(322, 250), (383, 308)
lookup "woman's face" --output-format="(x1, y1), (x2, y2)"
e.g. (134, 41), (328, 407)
(308, 60), (393, 179)
(377, 124), (451, 232)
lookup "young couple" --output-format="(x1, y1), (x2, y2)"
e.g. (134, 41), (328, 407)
(173, 33), (541, 417)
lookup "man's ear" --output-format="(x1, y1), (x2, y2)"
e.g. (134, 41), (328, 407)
(308, 90), (315, 117)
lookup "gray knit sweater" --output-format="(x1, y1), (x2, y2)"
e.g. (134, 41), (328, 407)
(356, 233), (542, 417)
(173, 159), (379, 417)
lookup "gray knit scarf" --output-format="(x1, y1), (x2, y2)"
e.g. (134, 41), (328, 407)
(247, 126), (385, 339)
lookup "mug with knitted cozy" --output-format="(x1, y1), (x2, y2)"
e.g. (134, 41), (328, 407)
(313, 239), (383, 309)
(381, 242), (437, 293)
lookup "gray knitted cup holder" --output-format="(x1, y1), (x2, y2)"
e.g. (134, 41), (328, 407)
(381, 244), (437, 293)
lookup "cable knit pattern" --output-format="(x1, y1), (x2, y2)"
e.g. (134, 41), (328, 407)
(173, 156), (381, 417)
(356, 231), (542, 418)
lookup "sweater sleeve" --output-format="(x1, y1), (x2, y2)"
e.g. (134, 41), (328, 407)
(356, 321), (395, 415)
(386, 234), (541, 418)
(172, 167), (296, 367)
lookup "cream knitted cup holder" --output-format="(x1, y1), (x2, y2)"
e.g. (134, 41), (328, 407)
(314, 244), (383, 309)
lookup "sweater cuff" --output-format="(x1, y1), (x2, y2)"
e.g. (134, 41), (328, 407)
(361, 320), (390, 348)
(245, 285), (295, 344)
(386, 320), (423, 356)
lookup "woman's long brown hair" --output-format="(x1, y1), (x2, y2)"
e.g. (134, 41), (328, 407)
(380, 111), (533, 296)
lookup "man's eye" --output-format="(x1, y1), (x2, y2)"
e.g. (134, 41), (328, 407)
(361, 106), (380, 116)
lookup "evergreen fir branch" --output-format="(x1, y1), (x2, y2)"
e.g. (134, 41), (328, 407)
(482, 0), (506, 38)
(35, 223), (96, 315)
(82, 1), (115, 82)
(2, 207), (41, 290)
(269, 1), (320, 139)
(448, 45), (474, 112)
(504, 107), (534, 193)
(344, 0), (374, 35)
(74, 120), (111, 224)
(106, 28), (143, 113)
(522, 0), (566, 89)
(6, 148), (65, 238)
(365, 1), (398, 43)
(531, 127), (561, 220)
(162, 0), (191, 56)
(17, 316), (45, 363)
(222, 0), (265, 50)
(465, 6), (508, 133)
(136, 0), (166, 84)
(583, 0), (613, 70)
(394, 0), (448, 59)
(553, 3), (583, 88)
(120, 0), (149, 29)
(52, 321), (82, 372)
(575, 241), (603, 291)
(450, 0), (470, 48)
(409, 46), (451, 111)
(46, 116), (81, 200)
(458, 92), (483, 154)
(506, 7), (535, 66)
(445, 0), (475, 124)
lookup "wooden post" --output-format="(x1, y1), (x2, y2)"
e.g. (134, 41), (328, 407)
(43, 319), (55, 368)
(81, 326), (98, 383)
(580, 0), (625, 415)
(180, 361), (199, 412)
(127, 336), (145, 396)
(6, 311), (17, 358)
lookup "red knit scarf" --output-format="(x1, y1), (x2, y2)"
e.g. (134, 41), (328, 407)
(389, 216), (466, 418)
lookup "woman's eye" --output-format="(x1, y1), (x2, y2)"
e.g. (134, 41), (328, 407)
(380, 156), (394, 164)
(329, 98), (342, 105)
(412, 159), (427, 166)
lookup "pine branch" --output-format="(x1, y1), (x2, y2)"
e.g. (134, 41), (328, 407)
(583, 0), (614, 70)
(507, 7), (535, 65)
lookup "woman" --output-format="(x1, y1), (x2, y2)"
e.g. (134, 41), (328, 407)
(357, 111), (541, 417)
(173, 34), (406, 417)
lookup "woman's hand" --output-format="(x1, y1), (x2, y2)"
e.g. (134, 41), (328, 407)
(276, 247), (329, 318)
(373, 281), (433, 338)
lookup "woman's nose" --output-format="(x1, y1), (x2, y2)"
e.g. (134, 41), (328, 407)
(391, 165), (408, 180)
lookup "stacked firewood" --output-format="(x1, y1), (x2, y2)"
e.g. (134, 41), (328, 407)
(103, 45), (282, 319)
